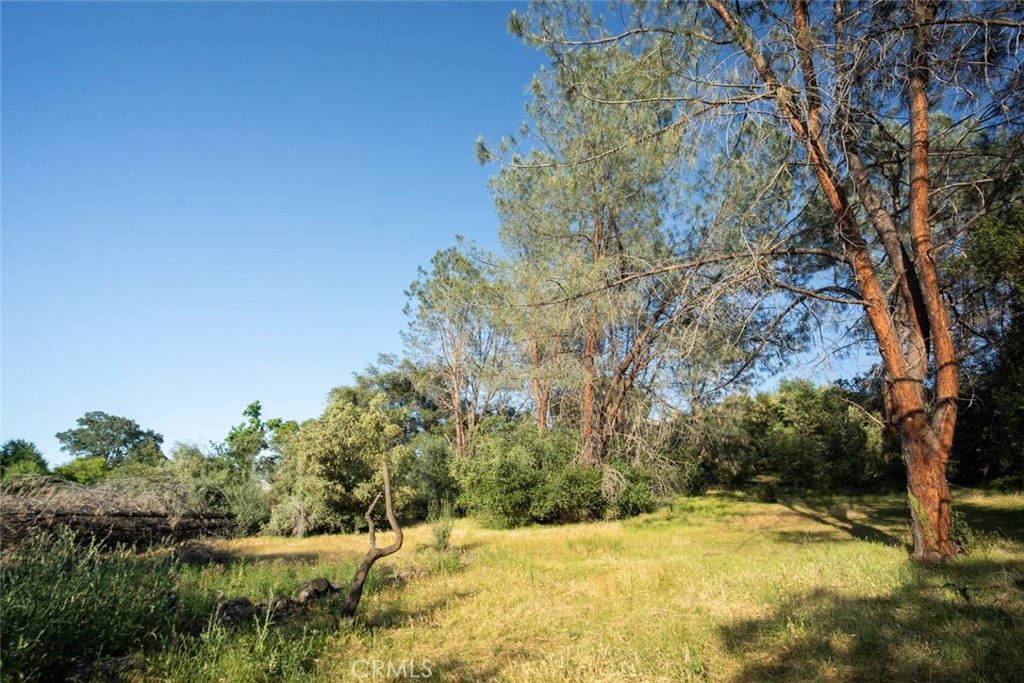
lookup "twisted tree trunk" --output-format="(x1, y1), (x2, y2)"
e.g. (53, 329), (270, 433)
(341, 458), (403, 618)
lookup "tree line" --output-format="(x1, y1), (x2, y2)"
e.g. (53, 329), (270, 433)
(2, 1), (1021, 560)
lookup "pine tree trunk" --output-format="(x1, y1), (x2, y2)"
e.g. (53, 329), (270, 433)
(903, 423), (957, 562)
(580, 303), (600, 465)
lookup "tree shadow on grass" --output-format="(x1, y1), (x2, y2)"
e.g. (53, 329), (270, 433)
(955, 502), (1024, 543)
(775, 496), (1024, 549)
(777, 499), (906, 548)
(219, 551), (327, 565)
(720, 558), (1024, 683)
(360, 588), (476, 630)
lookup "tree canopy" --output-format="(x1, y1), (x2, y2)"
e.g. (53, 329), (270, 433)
(55, 411), (165, 468)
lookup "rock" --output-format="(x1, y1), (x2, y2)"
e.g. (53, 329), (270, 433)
(266, 594), (302, 617)
(295, 576), (336, 604)
(215, 596), (256, 625)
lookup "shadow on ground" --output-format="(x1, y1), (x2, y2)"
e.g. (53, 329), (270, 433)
(775, 495), (1024, 549)
(955, 501), (1024, 543)
(777, 499), (906, 548)
(720, 558), (1024, 683)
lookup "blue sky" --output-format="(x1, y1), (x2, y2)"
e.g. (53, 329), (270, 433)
(2, 1), (546, 465)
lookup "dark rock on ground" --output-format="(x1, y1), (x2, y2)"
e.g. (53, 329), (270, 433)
(215, 596), (256, 624)
(295, 576), (337, 604)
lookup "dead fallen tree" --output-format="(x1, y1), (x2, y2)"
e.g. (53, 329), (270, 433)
(0, 476), (234, 549)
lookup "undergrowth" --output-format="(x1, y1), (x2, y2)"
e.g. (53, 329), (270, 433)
(0, 531), (194, 680)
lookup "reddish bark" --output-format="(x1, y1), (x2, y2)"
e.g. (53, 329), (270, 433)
(707, 0), (958, 560)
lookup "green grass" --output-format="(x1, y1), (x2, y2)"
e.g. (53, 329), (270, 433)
(2, 491), (1022, 682)
(0, 531), (187, 680)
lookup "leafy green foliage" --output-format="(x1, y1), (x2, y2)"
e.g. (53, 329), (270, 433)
(403, 243), (512, 459)
(531, 464), (606, 524)
(168, 442), (269, 536)
(453, 418), (649, 527)
(605, 464), (657, 519)
(53, 455), (112, 484)
(398, 432), (460, 519)
(454, 422), (541, 528)
(55, 411), (165, 468)
(223, 401), (293, 480)
(0, 438), (48, 481)
(675, 380), (896, 492)
(267, 391), (407, 535)
(355, 355), (445, 437)
(951, 206), (1024, 487)
(748, 380), (889, 490)
(224, 401), (270, 473)
(160, 402), (292, 536)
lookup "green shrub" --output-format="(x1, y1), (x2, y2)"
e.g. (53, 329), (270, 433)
(452, 418), (540, 527)
(530, 465), (606, 523)
(454, 419), (658, 526)
(403, 434), (460, 520)
(607, 465), (656, 519)
(988, 474), (1024, 492)
(0, 531), (195, 680)
(53, 455), (111, 484)
(486, 447), (542, 527)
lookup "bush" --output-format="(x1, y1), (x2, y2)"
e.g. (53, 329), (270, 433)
(606, 465), (657, 519)
(402, 434), (460, 520)
(168, 443), (270, 536)
(454, 419), (653, 527)
(988, 474), (1024, 492)
(53, 455), (111, 484)
(531, 465), (606, 524)
(0, 531), (195, 680)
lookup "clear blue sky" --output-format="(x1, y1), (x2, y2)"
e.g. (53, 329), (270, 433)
(1, 1), (546, 466)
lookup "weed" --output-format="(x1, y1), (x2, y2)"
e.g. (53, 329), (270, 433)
(428, 503), (454, 551)
(0, 530), (198, 680)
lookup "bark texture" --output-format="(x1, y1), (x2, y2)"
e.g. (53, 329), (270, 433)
(341, 458), (404, 618)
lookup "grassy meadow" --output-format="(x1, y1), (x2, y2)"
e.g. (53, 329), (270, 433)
(3, 490), (1024, 682)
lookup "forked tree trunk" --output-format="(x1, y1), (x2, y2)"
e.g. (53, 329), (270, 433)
(901, 0), (958, 561)
(903, 428), (957, 562)
(708, 0), (958, 562)
(341, 458), (403, 618)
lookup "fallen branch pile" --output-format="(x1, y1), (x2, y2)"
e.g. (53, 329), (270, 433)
(0, 476), (234, 549)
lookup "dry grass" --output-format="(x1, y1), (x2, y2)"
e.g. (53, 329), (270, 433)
(0, 475), (232, 551)
(0, 474), (203, 515)
(204, 491), (1024, 683)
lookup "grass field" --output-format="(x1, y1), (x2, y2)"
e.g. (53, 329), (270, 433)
(4, 490), (1024, 682)
(193, 490), (1024, 682)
